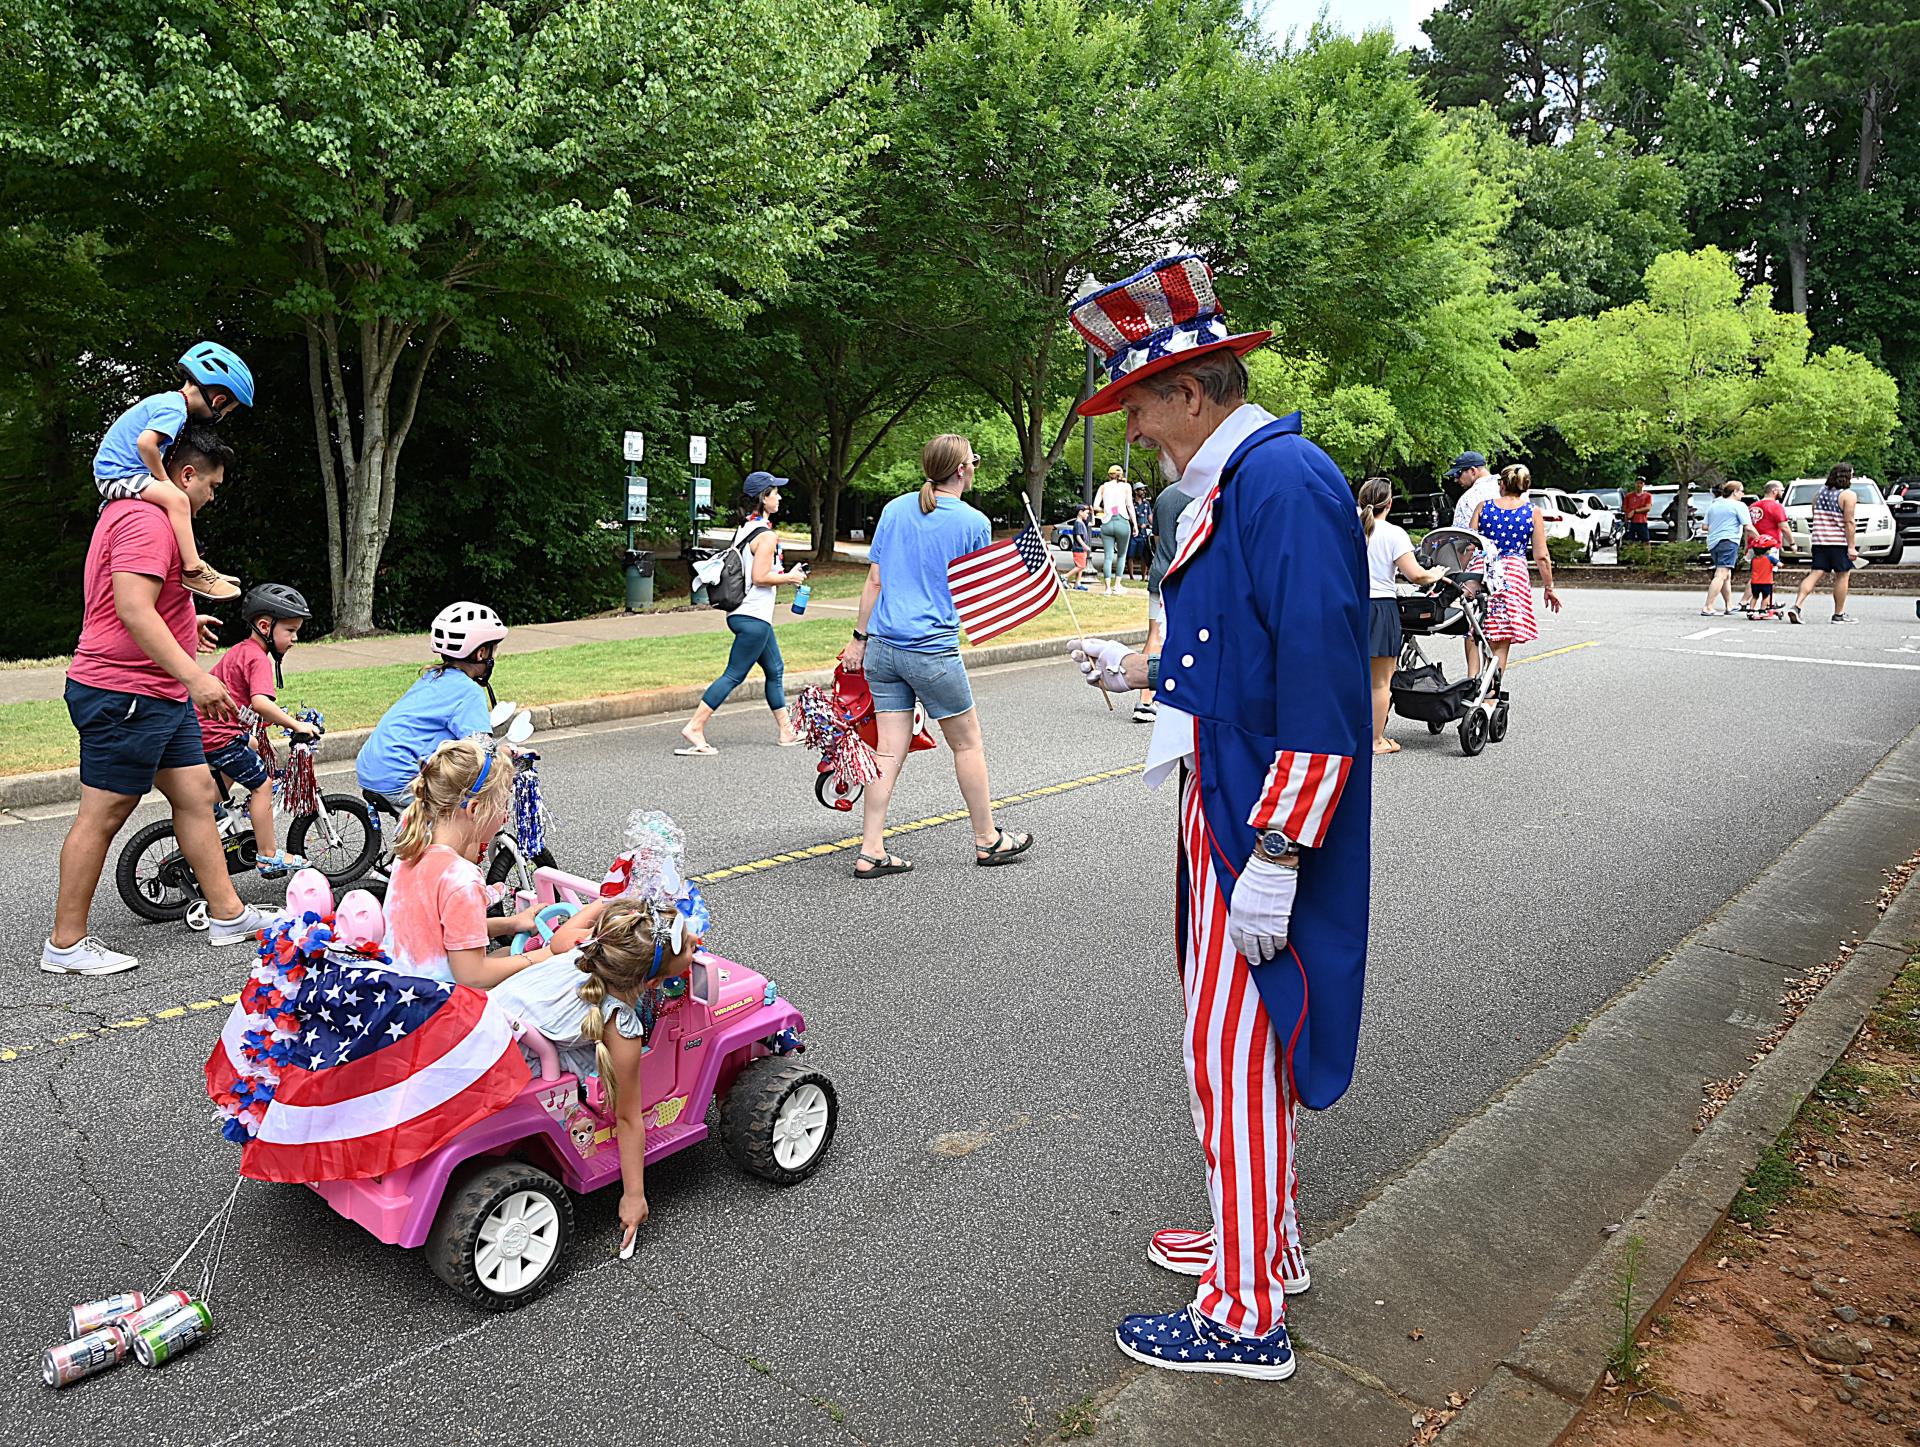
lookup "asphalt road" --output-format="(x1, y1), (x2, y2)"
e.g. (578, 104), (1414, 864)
(3, 587), (1918, 1445)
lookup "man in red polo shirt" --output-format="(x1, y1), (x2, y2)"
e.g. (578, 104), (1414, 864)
(44, 425), (270, 975)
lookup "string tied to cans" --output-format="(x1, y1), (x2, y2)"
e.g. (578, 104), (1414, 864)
(40, 1179), (242, 1389)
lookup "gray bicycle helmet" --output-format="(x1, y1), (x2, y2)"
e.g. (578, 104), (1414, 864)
(240, 582), (311, 623)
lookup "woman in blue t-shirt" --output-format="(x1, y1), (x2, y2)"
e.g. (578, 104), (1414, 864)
(841, 434), (1035, 879)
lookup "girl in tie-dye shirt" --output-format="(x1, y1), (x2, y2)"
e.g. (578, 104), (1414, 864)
(381, 736), (544, 990)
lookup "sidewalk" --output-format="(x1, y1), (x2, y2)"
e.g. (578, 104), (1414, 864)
(1068, 718), (1920, 1447)
(0, 596), (868, 708)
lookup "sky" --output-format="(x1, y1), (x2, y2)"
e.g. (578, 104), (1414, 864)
(1257, 0), (1438, 48)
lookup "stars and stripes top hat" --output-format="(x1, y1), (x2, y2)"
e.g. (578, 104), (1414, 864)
(1069, 254), (1271, 417)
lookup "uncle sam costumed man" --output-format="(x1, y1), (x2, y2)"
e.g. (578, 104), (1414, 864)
(1069, 255), (1371, 1381)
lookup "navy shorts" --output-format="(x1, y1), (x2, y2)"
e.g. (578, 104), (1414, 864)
(64, 680), (206, 797)
(864, 637), (976, 720)
(1709, 539), (1739, 569)
(1810, 543), (1855, 574)
(1368, 597), (1403, 659)
(206, 735), (271, 791)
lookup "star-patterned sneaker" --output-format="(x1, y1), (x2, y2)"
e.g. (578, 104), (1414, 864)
(1146, 1228), (1311, 1293)
(1115, 1304), (1297, 1381)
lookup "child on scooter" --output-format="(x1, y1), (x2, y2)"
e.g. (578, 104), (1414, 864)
(195, 583), (320, 878)
(383, 735), (545, 989)
(491, 894), (702, 1250)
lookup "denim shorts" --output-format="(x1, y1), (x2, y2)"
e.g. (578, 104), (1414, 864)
(1709, 539), (1738, 569)
(64, 679), (206, 797)
(205, 735), (270, 790)
(864, 637), (975, 720)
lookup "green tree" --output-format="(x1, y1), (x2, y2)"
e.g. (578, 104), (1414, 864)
(14, 0), (879, 634)
(890, 0), (1250, 512)
(1513, 248), (1899, 506)
(1482, 118), (1690, 322)
(1416, 0), (1605, 144)
(1193, 34), (1523, 476)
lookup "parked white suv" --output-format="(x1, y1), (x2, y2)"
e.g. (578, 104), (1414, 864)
(1778, 477), (1902, 564)
(1527, 489), (1605, 560)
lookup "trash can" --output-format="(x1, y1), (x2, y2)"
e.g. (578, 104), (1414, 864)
(622, 549), (655, 610)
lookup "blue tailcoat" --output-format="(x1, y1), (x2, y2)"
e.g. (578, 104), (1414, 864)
(1160, 413), (1372, 1110)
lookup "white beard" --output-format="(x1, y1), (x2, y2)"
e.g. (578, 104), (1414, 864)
(1159, 453), (1182, 484)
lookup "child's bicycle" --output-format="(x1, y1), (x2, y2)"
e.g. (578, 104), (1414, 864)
(359, 703), (558, 908)
(114, 722), (380, 930)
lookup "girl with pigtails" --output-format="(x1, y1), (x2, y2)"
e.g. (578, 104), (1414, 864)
(490, 811), (708, 1249)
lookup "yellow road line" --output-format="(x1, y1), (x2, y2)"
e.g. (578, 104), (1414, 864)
(1509, 640), (1599, 667)
(1, 764), (1148, 1068)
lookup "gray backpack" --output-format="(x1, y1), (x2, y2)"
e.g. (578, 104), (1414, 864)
(695, 523), (770, 612)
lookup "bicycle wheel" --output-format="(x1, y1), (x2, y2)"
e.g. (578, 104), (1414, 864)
(287, 794), (381, 887)
(114, 820), (198, 923)
(486, 841), (557, 915)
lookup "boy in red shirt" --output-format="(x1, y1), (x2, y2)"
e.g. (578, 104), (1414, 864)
(1746, 481), (1790, 618)
(198, 584), (319, 876)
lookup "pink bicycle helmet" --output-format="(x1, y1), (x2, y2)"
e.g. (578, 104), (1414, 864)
(430, 601), (508, 660)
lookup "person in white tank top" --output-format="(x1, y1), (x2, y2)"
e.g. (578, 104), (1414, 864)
(677, 472), (810, 755)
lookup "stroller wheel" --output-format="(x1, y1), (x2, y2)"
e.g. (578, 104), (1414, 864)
(1488, 701), (1510, 743)
(1426, 720), (1444, 735)
(1459, 707), (1489, 757)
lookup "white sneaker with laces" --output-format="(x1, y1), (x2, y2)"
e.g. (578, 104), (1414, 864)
(207, 903), (272, 947)
(41, 936), (139, 975)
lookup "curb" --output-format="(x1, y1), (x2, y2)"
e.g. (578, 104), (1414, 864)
(1442, 863), (1920, 1445)
(0, 628), (1147, 814)
(1549, 567), (1920, 592)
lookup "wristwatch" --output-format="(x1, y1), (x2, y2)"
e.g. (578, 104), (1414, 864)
(1254, 829), (1302, 867)
(851, 628), (868, 642)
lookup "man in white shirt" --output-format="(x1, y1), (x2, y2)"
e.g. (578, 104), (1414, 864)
(1447, 451), (1495, 678)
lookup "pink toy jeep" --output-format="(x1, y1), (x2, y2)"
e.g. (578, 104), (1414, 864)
(309, 868), (837, 1309)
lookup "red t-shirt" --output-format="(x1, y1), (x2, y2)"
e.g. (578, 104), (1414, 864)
(199, 641), (276, 749)
(66, 501), (197, 702)
(1749, 497), (1788, 549)
(1622, 491), (1652, 522)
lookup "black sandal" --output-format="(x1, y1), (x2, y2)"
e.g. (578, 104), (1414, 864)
(853, 852), (913, 879)
(974, 829), (1034, 867)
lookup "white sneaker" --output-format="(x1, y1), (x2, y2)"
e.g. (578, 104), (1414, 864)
(41, 936), (139, 975)
(207, 903), (271, 947)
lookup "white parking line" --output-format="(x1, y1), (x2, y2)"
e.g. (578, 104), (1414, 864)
(1668, 647), (1920, 673)
(1682, 626), (1733, 640)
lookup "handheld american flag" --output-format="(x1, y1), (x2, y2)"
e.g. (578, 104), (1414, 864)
(947, 523), (1063, 644)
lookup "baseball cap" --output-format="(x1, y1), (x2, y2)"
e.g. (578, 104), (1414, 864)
(742, 470), (787, 500)
(1445, 451), (1488, 481)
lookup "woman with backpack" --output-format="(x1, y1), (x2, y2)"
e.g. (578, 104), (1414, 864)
(676, 472), (810, 756)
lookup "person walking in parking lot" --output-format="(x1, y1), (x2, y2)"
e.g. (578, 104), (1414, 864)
(1701, 481), (1759, 616)
(1621, 481), (1652, 544)
(1787, 463), (1860, 624)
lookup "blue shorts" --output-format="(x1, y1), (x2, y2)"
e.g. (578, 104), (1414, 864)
(1810, 544), (1855, 574)
(206, 735), (271, 791)
(1709, 539), (1739, 569)
(864, 637), (975, 720)
(64, 679), (206, 797)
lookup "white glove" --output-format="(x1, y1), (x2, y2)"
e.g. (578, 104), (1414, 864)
(1069, 637), (1134, 692)
(1228, 856), (1299, 963)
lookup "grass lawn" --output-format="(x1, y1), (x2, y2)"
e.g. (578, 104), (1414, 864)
(0, 588), (1147, 778)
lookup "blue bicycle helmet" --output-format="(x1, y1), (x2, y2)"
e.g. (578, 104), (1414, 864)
(178, 341), (255, 408)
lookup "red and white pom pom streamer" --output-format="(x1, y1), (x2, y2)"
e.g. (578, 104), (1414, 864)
(790, 686), (880, 791)
(280, 743), (320, 819)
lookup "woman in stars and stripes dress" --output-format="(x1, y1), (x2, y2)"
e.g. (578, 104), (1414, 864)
(1471, 463), (1561, 673)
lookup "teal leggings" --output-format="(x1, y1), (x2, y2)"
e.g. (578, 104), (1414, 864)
(701, 614), (785, 711)
(1100, 517), (1133, 583)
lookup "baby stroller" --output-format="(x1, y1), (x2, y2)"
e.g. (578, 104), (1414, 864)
(1389, 527), (1510, 757)
(790, 656), (938, 811)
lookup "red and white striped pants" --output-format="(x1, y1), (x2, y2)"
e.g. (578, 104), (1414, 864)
(1180, 766), (1305, 1337)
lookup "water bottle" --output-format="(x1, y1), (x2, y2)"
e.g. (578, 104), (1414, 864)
(791, 582), (811, 616)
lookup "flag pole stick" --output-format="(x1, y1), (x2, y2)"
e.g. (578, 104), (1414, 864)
(1023, 492), (1115, 711)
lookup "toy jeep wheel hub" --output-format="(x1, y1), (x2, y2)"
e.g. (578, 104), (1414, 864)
(427, 1162), (575, 1311)
(772, 1083), (832, 1170)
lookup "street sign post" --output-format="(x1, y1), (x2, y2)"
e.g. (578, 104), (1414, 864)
(622, 431), (645, 463)
(625, 474), (648, 523)
(689, 435), (708, 467)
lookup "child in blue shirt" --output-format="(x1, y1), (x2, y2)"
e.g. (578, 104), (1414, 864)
(92, 341), (255, 600)
(356, 601), (510, 802)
